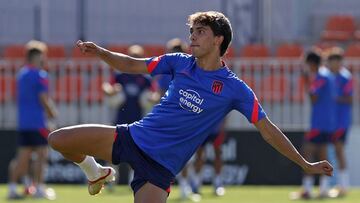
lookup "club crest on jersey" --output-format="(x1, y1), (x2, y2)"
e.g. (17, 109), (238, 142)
(212, 80), (223, 94)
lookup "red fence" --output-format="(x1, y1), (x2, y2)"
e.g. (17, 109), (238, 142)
(0, 58), (359, 130)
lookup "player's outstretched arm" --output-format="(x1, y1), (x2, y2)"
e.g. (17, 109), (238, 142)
(254, 117), (333, 176)
(76, 40), (148, 74)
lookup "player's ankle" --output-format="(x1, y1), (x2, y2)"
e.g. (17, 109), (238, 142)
(75, 156), (101, 181)
(9, 182), (17, 192)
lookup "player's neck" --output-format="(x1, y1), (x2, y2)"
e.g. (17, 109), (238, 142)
(196, 54), (222, 71)
(26, 63), (39, 69)
(27, 60), (41, 68)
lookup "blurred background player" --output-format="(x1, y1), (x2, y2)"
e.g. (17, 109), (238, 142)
(155, 38), (188, 97)
(102, 44), (154, 190)
(103, 44), (153, 126)
(7, 40), (57, 199)
(326, 47), (353, 197)
(291, 50), (336, 199)
(191, 120), (226, 197)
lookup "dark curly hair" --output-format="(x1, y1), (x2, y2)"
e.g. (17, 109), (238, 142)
(188, 11), (232, 57)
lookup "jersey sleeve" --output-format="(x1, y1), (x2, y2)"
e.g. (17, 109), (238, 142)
(145, 53), (187, 76)
(37, 70), (49, 93)
(109, 71), (117, 85)
(342, 78), (353, 96)
(232, 79), (267, 123)
(157, 75), (172, 91)
(309, 76), (326, 95)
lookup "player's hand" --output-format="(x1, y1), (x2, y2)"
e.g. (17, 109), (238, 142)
(301, 69), (310, 83)
(102, 82), (122, 96)
(47, 119), (57, 132)
(76, 40), (101, 56)
(303, 160), (333, 176)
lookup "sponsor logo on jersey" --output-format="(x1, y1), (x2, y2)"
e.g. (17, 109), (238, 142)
(179, 89), (204, 113)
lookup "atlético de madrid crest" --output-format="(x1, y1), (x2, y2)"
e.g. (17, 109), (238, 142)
(212, 80), (223, 94)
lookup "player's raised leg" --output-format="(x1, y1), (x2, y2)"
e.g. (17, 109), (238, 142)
(48, 124), (117, 195)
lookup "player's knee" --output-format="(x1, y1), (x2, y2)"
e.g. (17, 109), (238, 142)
(48, 128), (67, 151)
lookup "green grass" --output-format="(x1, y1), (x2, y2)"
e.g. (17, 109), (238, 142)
(1, 185), (360, 203)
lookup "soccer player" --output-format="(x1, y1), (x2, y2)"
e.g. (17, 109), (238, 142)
(48, 11), (333, 203)
(103, 44), (152, 129)
(291, 50), (336, 199)
(8, 40), (57, 199)
(191, 120), (226, 196)
(327, 47), (352, 197)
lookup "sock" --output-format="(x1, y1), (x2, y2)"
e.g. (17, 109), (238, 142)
(178, 175), (191, 196)
(36, 184), (46, 194)
(193, 173), (201, 191)
(75, 156), (101, 181)
(23, 175), (31, 188)
(9, 182), (17, 193)
(178, 175), (188, 188)
(302, 175), (314, 193)
(319, 175), (329, 194)
(128, 169), (134, 186)
(213, 174), (222, 188)
(338, 169), (349, 190)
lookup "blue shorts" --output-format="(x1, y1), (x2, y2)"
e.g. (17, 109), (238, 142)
(18, 129), (48, 147)
(305, 129), (331, 144)
(331, 128), (348, 143)
(112, 124), (174, 194)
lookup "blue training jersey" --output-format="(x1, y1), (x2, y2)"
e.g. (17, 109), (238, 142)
(17, 66), (48, 130)
(309, 67), (336, 132)
(129, 53), (266, 175)
(156, 74), (172, 92)
(335, 67), (353, 129)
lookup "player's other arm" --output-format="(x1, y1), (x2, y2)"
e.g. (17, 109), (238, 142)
(309, 93), (318, 103)
(337, 79), (353, 104)
(39, 92), (57, 119)
(301, 71), (319, 103)
(337, 95), (352, 104)
(254, 117), (333, 176)
(76, 40), (148, 74)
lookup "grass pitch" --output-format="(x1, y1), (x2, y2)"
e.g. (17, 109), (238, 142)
(1, 185), (359, 203)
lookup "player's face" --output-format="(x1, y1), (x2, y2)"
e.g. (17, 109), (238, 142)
(39, 53), (46, 67)
(189, 24), (221, 58)
(31, 53), (46, 67)
(328, 59), (342, 73)
(305, 62), (318, 73)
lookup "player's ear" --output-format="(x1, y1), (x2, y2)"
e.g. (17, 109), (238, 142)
(214, 35), (224, 47)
